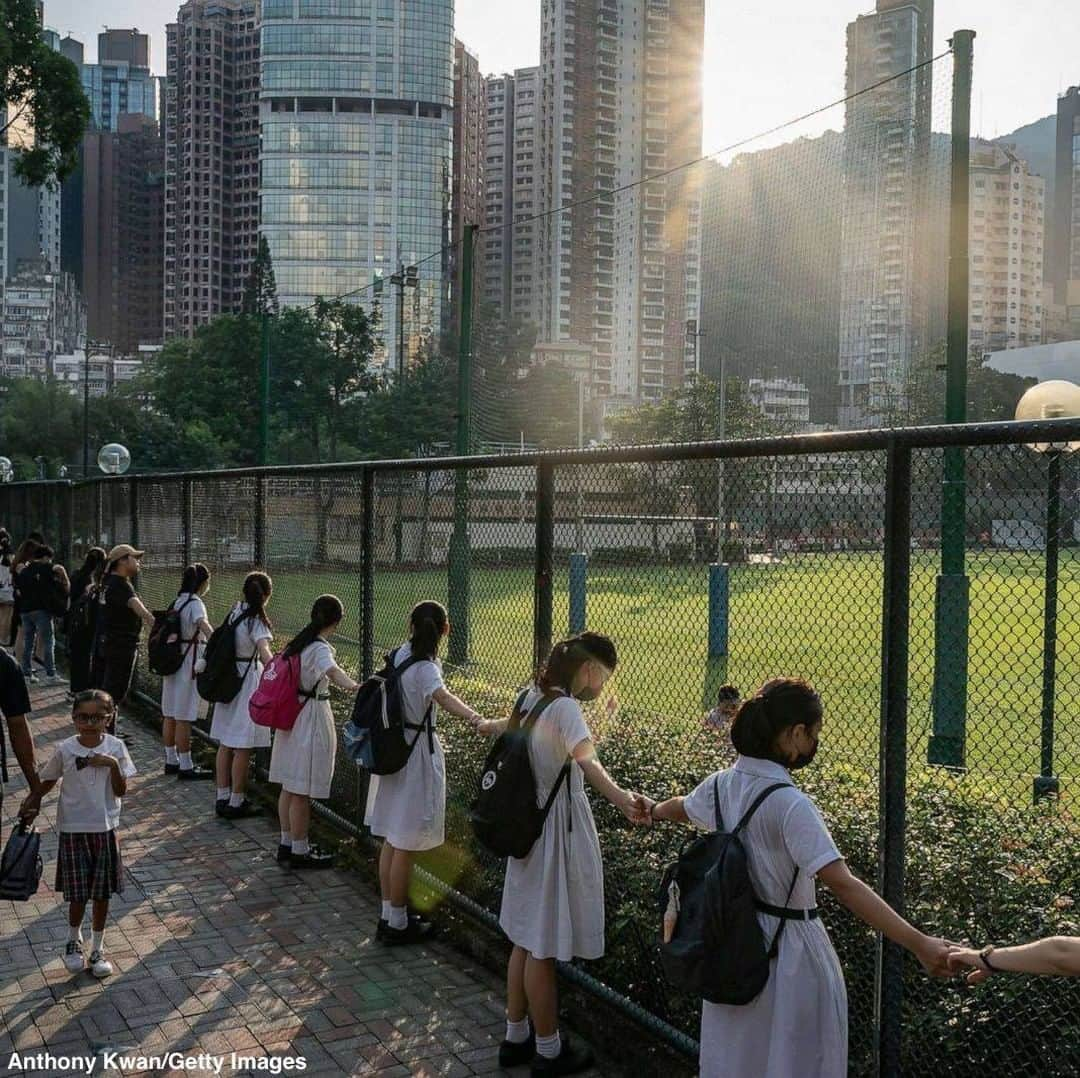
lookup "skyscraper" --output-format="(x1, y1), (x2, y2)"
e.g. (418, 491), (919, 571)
(837, 0), (936, 428)
(535, 0), (704, 407)
(451, 40), (484, 329)
(82, 29), (157, 132)
(1051, 86), (1080, 306)
(164, 0), (260, 337)
(258, 0), (454, 372)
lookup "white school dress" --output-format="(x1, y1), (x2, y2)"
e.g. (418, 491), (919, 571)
(499, 688), (604, 962)
(684, 755), (848, 1078)
(209, 602), (272, 750)
(364, 642), (446, 852)
(268, 639), (337, 799)
(160, 593), (207, 723)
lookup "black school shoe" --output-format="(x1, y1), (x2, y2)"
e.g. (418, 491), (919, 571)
(375, 912), (434, 942)
(288, 846), (335, 870)
(215, 798), (229, 817)
(164, 763), (180, 776)
(379, 918), (436, 947)
(276, 843), (291, 864)
(499, 1029), (536, 1068)
(221, 799), (259, 819)
(530, 1036), (593, 1077)
(177, 766), (214, 781)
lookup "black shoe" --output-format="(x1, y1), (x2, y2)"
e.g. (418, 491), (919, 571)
(276, 843), (291, 864)
(165, 763), (180, 776)
(375, 913), (429, 942)
(215, 798), (229, 817)
(499, 1030), (536, 1068)
(379, 918), (436, 947)
(288, 847), (335, 870)
(222, 799), (259, 819)
(530, 1036), (593, 1077)
(116, 730), (133, 744)
(177, 766), (214, 781)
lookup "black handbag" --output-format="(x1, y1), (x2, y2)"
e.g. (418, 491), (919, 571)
(0, 818), (44, 901)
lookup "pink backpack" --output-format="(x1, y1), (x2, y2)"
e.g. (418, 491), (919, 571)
(248, 651), (315, 731)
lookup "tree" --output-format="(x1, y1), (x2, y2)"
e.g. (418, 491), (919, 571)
(242, 235), (279, 317)
(0, 0), (89, 186)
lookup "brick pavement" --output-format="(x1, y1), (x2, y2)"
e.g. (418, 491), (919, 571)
(1, 686), (610, 1077)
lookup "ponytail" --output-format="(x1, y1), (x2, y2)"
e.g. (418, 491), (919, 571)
(285, 594), (344, 657)
(729, 678), (822, 763)
(409, 600), (447, 660)
(178, 563), (210, 596)
(242, 571), (273, 629)
(538, 631), (618, 693)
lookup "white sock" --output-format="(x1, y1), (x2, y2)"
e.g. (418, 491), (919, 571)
(179, 752), (193, 770)
(536, 1032), (561, 1060)
(228, 792), (244, 808)
(280, 831), (291, 847)
(217, 786), (231, 801)
(505, 1018), (531, 1045)
(388, 905), (408, 931)
(381, 900), (392, 921)
(291, 838), (311, 856)
(91, 930), (104, 955)
(165, 746), (179, 765)
(68, 924), (83, 943)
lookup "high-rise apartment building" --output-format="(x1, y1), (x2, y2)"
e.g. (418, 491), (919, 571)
(164, 0), (260, 337)
(536, 0), (704, 406)
(1051, 86), (1080, 306)
(83, 115), (165, 351)
(259, 0), (454, 373)
(838, 0), (936, 428)
(968, 140), (1045, 353)
(82, 29), (157, 132)
(1, 259), (85, 379)
(451, 40), (484, 328)
(480, 66), (540, 326)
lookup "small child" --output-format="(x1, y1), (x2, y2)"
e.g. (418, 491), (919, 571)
(704, 684), (741, 736)
(35, 690), (136, 978)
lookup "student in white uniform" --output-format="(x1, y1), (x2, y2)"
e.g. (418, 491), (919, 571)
(269, 594), (359, 870)
(364, 600), (486, 945)
(481, 632), (646, 1077)
(209, 571), (274, 819)
(646, 679), (953, 1078)
(160, 564), (214, 781)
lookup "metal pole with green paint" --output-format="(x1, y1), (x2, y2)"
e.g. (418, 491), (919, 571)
(448, 224), (476, 666)
(259, 312), (270, 468)
(929, 30), (975, 769)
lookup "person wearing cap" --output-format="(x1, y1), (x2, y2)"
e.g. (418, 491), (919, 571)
(92, 546), (154, 737)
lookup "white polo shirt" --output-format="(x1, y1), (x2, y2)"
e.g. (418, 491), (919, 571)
(39, 734), (137, 833)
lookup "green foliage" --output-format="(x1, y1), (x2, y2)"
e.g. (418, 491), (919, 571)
(0, 0), (89, 186)
(242, 235), (280, 318)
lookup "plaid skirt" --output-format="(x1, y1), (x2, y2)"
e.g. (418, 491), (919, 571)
(55, 830), (124, 902)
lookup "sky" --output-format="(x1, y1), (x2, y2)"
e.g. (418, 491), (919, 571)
(42, 0), (1080, 156)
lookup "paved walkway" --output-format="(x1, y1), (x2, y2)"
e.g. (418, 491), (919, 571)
(1, 686), (606, 1077)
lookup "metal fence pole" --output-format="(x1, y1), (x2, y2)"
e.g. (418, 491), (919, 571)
(534, 460), (555, 674)
(60, 482), (74, 568)
(1035, 450), (1062, 801)
(94, 481), (103, 546)
(253, 476), (267, 568)
(181, 478), (193, 567)
(877, 441), (912, 1078)
(130, 478), (141, 593)
(361, 467), (375, 680)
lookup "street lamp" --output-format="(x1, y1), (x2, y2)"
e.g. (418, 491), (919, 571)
(98, 443), (131, 476)
(0, 457), (13, 483)
(1015, 380), (1080, 801)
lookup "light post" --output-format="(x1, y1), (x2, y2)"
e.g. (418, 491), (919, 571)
(98, 443), (131, 476)
(1015, 381), (1080, 801)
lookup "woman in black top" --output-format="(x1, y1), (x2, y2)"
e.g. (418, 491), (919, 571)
(66, 548), (106, 694)
(15, 544), (69, 684)
(92, 545), (154, 735)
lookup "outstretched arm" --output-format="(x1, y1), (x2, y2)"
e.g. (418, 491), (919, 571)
(432, 686), (483, 729)
(572, 738), (647, 823)
(949, 937), (1080, 983)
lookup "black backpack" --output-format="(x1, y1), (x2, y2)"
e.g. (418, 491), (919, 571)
(470, 690), (570, 860)
(342, 649), (434, 775)
(68, 584), (99, 642)
(197, 610), (255, 704)
(47, 572), (70, 618)
(658, 779), (798, 1006)
(148, 595), (196, 677)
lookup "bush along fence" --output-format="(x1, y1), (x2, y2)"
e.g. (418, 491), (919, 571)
(5, 417), (1080, 1076)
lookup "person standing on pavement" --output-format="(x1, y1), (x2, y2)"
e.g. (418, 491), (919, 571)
(66, 548), (107, 695)
(92, 545), (154, 739)
(16, 544), (69, 686)
(10, 533), (43, 654)
(0, 529), (15, 647)
(1, 643), (42, 836)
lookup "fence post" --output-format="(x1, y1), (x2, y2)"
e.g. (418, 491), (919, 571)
(181, 478), (193, 567)
(361, 467), (375, 680)
(60, 482), (74, 568)
(534, 461), (555, 674)
(129, 478), (141, 593)
(877, 440), (912, 1078)
(569, 552), (587, 633)
(94, 481), (103, 546)
(253, 476), (266, 568)
(708, 562), (729, 658)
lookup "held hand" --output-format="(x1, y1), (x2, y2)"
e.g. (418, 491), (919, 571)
(914, 935), (953, 978)
(194, 657), (207, 674)
(631, 793), (656, 825)
(18, 792), (41, 823)
(86, 753), (119, 771)
(947, 946), (993, 985)
(474, 718), (501, 737)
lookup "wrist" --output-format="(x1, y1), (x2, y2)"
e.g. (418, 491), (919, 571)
(980, 946), (1002, 974)
(649, 800), (659, 821)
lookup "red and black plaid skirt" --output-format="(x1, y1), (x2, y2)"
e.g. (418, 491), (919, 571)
(55, 831), (124, 902)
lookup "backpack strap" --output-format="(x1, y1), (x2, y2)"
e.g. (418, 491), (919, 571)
(766, 866), (802, 958)
(731, 782), (792, 834)
(523, 693), (572, 833)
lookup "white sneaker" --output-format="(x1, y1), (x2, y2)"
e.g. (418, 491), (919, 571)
(23, 672), (38, 684)
(88, 950), (113, 978)
(63, 940), (85, 973)
(46, 674), (67, 685)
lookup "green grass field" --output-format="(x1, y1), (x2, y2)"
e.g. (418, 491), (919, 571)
(136, 549), (1080, 787)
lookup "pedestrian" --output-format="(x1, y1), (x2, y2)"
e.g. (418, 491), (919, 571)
(0, 528), (15, 647)
(160, 564), (214, 781)
(364, 600), (486, 944)
(208, 571), (274, 817)
(15, 543), (69, 686)
(10, 533), (43, 654)
(704, 683), (741, 737)
(269, 595), (359, 870)
(948, 936), (1080, 981)
(3, 643), (42, 837)
(643, 679), (952, 1078)
(92, 545), (154, 739)
(65, 548), (107, 695)
(29, 689), (136, 979)
(478, 632), (643, 1076)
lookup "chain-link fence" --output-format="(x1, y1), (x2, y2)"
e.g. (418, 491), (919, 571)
(4, 418), (1080, 1074)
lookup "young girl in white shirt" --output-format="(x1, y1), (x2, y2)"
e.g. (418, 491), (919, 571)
(364, 600), (486, 945)
(35, 690), (137, 979)
(646, 679), (952, 1078)
(161, 564), (214, 780)
(269, 594), (359, 870)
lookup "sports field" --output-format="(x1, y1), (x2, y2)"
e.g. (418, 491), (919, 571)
(137, 548), (1080, 785)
